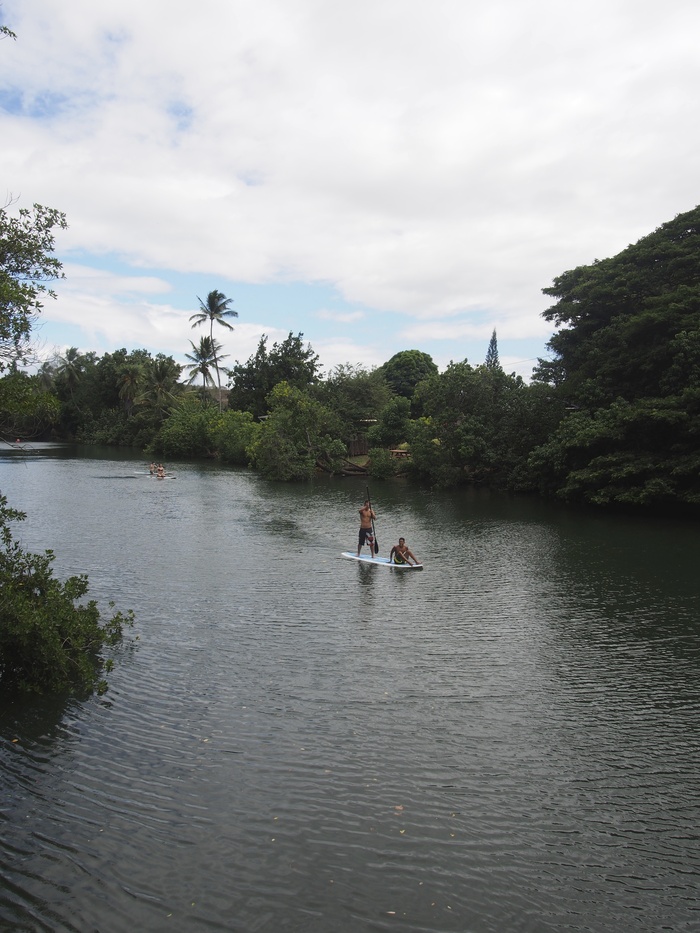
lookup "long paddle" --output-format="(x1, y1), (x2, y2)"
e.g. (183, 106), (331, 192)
(366, 486), (379, 554)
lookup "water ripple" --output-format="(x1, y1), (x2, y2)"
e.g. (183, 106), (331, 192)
(1, 453), (699, 931)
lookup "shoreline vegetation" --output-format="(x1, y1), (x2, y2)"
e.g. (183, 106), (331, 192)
(3, 204), (700, 513)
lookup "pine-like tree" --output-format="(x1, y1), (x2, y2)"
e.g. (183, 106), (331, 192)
(485, 329), (500, 371)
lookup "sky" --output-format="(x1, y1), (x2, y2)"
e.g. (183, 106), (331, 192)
(2, 0), (699, 382)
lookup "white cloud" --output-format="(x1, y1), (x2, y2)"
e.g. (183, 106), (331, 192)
(3, 0), (700, 373)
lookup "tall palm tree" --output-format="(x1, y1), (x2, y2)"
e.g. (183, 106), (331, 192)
(190, 290), (237, 410)
(184, 336), (228, 405)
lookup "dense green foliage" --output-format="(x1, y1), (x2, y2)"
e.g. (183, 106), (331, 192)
(529, 205), (700, 507)
(37, 347), (184, 446)
(378, 349), (438, 400)
(151, 397), (260, 464)
(0, 495), (133, 695)
(408, 362), (555, 488)
(1, 202), (67, 372)
(0, 370), (60, 439)
(248, 382), (345, 480)
(312, 364), (392, 436)
(367, 396), (412, 448)
(227, 332), (320, 419)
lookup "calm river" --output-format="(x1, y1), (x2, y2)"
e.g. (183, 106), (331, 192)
(1, 443), (699, 933)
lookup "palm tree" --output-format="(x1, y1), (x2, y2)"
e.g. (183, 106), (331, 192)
(55, 347), (84, 409)
(189, 290), (238, 410)
(138, 356), (182, 417)
(36, 360), (57, 391)
(117, 363), (143, 415)
(184, 336), (228, 405)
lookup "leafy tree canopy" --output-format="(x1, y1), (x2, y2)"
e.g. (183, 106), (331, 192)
(535, 204), (700, 406)
(0, 202), (67, 372)
(228, 332), (321, 419)
(410, 361), (545, 488)
(248, 382), (345, 480)
(378, 349), (438, 399)
(530, 204), (700, 508)
(313, 364), (392, 438)
(0, 370), (60, 439)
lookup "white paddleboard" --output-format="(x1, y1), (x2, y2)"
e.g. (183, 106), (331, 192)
(341, 552), (423, 570)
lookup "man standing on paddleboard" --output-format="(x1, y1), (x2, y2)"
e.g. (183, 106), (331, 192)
(357, 500), (376, 557)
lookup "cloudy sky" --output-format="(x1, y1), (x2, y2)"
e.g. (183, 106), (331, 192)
(2, 0), (699, 380)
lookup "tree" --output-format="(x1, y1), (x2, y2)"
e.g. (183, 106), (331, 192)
(536, 205), (700, 405)
(190, 290), (237, 410)
(53, 347), (99, 436)
(0, 494), (133, 695)
(211, 408), (260, 465)
(367, 396), (412, 448)
(1, 23), (17, 41)
(248, 382), (345, 480)
(530, 204), (700, 507)
(408, 361), (543, 488)
(1, 201), (67, 371)
(0, 370), (60, 439)
(379, 350), (438, 400)
(36, 358), (56, 391)
(117, 362), (143, 415)
(138, 354), (182, 417)
(313, 363), (392, 447)
(185, 335), (226, 404)
(151, 395), (219, 459)
(228, 332), (321, 419)
(485, 329), (501, 371)
(55, 346), (85, 402)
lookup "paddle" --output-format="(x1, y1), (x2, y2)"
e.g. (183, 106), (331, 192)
(366, 486), (379, 554)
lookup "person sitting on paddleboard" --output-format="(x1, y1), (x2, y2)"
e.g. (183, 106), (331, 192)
(357, 500), (376, 557)
(390, 538), (419, 566)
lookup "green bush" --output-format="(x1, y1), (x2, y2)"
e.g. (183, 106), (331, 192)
(150, 400), (217, 459)
(211, 409), (260, 465)
(0, 495), (133, 695)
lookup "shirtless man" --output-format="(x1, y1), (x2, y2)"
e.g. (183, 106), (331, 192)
(390, 537), (419, 566)
(357, 500), (376, 557)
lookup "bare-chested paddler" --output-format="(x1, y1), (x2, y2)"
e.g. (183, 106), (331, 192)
(357, 500), (376, 557)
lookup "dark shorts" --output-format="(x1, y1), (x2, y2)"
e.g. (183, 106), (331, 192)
(359, 527), (374, 546)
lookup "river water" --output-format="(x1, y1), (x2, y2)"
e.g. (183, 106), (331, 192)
(1, 443), (699, 933)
